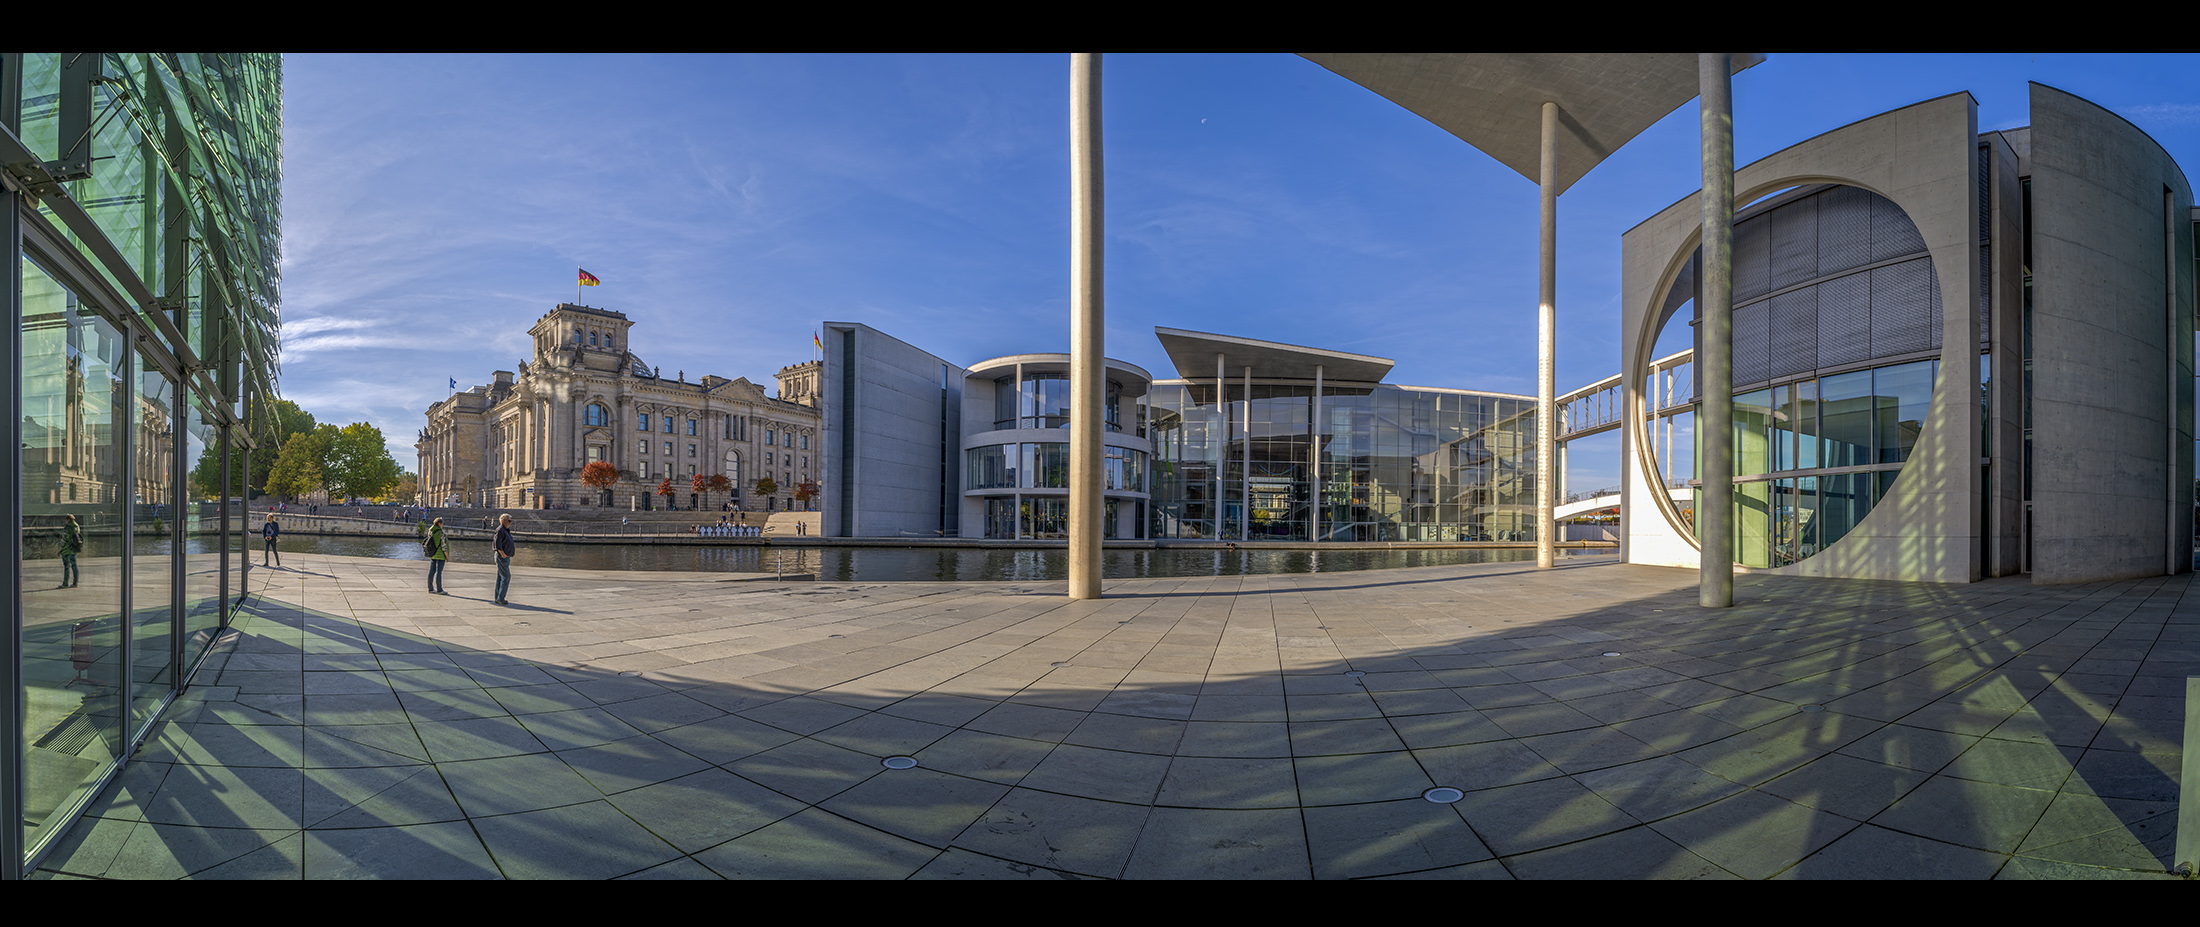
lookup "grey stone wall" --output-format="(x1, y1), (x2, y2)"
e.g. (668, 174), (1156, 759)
(2028, 83), (2195, 582)
(821, 323), (964, 537)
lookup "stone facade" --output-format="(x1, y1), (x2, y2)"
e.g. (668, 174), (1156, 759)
(418, 304), (822, 511)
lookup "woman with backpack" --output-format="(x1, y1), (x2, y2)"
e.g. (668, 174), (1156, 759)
(427, 517), (449, 594)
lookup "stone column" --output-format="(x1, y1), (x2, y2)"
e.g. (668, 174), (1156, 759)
(1698, 53), (1735, 608)
(1068, 52), (1105, 600)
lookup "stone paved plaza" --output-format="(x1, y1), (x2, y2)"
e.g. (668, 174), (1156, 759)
(30, 551), (2193, 879)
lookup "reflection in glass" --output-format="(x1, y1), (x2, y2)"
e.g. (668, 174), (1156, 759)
(1727, 358), (1937, 565)
(183, 392), (223, 663)
(1145, 383), (1535, 542)
(19, 260), (128, 851)
(130, 360), (175, 737)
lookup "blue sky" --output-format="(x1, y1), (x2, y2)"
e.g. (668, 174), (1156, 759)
(278, 53), (2200, 493)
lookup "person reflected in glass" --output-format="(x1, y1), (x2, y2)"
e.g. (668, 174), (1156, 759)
(60, 514), (82, 588)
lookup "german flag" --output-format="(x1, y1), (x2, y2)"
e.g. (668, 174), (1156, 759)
(578, 268), (601, 287)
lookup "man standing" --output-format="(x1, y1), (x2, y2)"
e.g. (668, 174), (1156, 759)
(494, 513), (516, 606)
(60, 514), (82, 588)
(262, 513), (281, 567)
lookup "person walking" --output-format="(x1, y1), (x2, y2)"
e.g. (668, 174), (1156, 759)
(493, 514), (516, 606)
(427, 517), (449, 594)
(60, 514), (82, 588)
(262, 513), (281, 567)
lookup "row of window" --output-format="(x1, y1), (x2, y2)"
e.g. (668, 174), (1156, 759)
(583, 402), (808, 448)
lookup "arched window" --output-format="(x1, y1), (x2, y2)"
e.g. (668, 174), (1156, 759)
(585, 403), (608, 426)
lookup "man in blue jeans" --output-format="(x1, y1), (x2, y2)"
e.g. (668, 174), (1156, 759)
(494, 513), (515, 605)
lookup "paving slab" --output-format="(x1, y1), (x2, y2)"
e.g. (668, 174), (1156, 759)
(32, 551), (2200, 879)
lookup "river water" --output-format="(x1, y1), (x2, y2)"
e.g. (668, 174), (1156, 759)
(255, 534), (1607, 582)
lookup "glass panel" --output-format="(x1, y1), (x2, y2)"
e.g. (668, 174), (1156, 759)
(966, 445), (1012, 490)
(130, 358), (176, 737)
(1819, 370), (1875, 468)
(1794, 379), (1820, 470)
(182, 390), (223, 665)
(20, 258), (129, 853)
(230, 436), (249, 613)
(1734, 388), (1774, 476)
(1819, 472), (1875, 551)
(1875, 360), (1936, 464)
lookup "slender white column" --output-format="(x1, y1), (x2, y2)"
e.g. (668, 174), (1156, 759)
(1216, 352), (1226, 539)
(1311, 364), (1323, 542)
(1537, 100), (1558, 570)
(1068, 52), (1105, 600)
(1241, 366), (1253, 541)
(1699, 53), (1735, 608)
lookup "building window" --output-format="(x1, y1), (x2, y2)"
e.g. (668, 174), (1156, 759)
(637, 412), (649, 431)
(800, 434), (808, 450)
(686, 419), (697, 436)
(638, 440), (648, 455)
(766, 452), (775, 466)
(767, 430), (776, 446)
(641, 462), (651, 478)
(586, 403), (608, 426)
(663, 416), (674, 434)
(688, 443), (697, 457)
(664, 441), (673, 456)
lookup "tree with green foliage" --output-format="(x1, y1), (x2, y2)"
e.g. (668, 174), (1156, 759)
(324, 423), (402, 501)
(390, 471), (419, 505)
(188, 442), (239, 500)
(265, 428), (331, 501)
(248, 398), (317, 496)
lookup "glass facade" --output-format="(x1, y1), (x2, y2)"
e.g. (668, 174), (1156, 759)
(993, 372), (1125, 432)
(1725, 358), (1939, 567)
(1145, 382), (1536, 542)
(5, 53), (282, 875)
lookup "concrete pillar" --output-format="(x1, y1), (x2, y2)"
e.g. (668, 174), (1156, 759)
(1241, 365), (1252, 541)
(1698, 53), (1735, 608)
(1216, 352), (1227, 539)
(1311, 363), (1323, 542)
(1537, 100), (1558, 570)
(1068, 52), (1105, 600)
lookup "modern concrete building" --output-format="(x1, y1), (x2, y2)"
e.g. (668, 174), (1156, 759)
(4, 54), (285, 874)
(1622, 85), (2195, 584)
(822, 324), (1539, 542)
(418, 303), (822, 512)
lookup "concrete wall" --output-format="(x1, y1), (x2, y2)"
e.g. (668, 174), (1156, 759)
(1622, 92), (1986, 583)
(820, 323), (963, 538)
(2027, 83), (2195, 582)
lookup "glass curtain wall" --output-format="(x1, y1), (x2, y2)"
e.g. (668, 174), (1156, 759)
(1145, 382), (1535, 542)
(6, 53), (282, 876)
(1728, 358), (1939, 567)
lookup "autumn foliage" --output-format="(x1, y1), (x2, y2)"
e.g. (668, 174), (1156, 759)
(580, 461), (620, 490)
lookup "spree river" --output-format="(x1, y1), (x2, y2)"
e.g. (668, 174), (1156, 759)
(257, 534), (1606, 583)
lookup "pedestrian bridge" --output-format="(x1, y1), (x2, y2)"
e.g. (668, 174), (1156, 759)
(1555, 485), (1692, 521)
